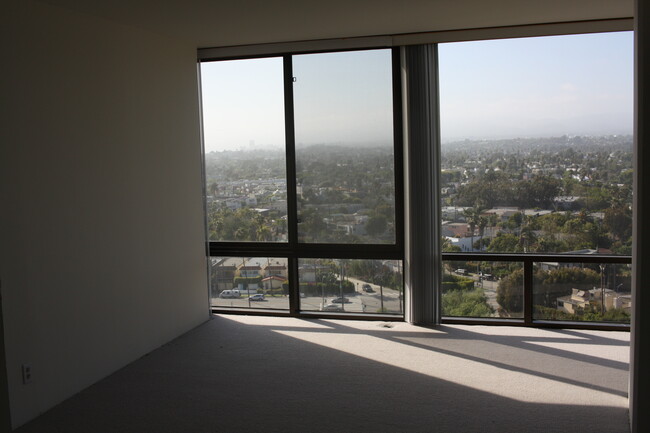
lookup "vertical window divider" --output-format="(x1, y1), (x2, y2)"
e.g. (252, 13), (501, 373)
(283, 54), (300, 315)
(391, 47), (406, 255)
(523, 258), (534, 325)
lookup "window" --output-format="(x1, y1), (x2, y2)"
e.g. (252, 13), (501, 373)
(200, 48), (403, 316)
(293, 50), (397, 244)
(199, 30), (633, 328)
(202, 57), (287, 243)
(438, 32), (633, 324)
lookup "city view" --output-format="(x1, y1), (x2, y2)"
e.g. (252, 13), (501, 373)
(201, 31), (633, 323)
(206, 134), (632, 321)
(440, 135), (632, 322)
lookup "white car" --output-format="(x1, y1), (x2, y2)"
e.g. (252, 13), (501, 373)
(321, 303), (343, 312)
(219, 289), (241, 298)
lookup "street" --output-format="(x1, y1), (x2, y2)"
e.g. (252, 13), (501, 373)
(211, 275), (403, 314)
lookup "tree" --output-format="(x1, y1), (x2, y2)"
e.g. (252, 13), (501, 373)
(442, 289), (493, 317)
(256, 224), (272, 241)
(488, 233), (521, 253)
(300, 208), (328, 241)
(365, 215), (388, 237)
(604, 206), (632, 241)
(519, 224), (537, 252)
(442, 237), (462, 252)
(516, 176), (561, 208)
(209, 182), (219, 197)
(463, 207), (482, 251)
(497, 268), (524, 314)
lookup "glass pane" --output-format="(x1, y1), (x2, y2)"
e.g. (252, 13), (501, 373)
(439, 32), (633, 254)
(298, 259), (403, 315)
(533, 262), (631, 323)
(442, 260), (524, 318)
(210, 257), (289, 310)
(293, 49), (396, 244)
(201, 58), (288, 242)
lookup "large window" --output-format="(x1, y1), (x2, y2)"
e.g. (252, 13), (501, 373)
(199, 31), (633, 328)
(200, 48), (403, 316)
(438, 32), (633, 325)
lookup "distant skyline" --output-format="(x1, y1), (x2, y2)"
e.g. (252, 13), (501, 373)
(200, 31), (633, 152)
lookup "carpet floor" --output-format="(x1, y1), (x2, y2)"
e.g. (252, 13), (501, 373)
(16, 315), (630, 433)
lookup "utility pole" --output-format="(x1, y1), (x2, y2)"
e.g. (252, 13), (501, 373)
(243, 257), (251, 308)
(599, 264), (606, 316)
(340, 261), (345, 311)
(318, 263), (324, 308)
(266, 257), (271, 296)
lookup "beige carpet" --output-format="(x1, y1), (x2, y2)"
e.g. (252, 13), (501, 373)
(16, 315), (630, 433)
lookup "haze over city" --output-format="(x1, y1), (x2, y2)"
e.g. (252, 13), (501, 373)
(200, 31), (633, 152)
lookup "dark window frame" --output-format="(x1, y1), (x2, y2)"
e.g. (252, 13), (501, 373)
(200, 47), (405, 319)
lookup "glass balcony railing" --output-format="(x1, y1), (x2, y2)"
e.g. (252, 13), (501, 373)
(442, 253), (631, 326)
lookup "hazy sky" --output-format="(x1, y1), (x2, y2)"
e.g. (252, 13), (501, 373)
(200, 31), (633, 152)
(438, 31), (633, 142)
(200, 49), (393, 152)
(201, 56), (286, 152)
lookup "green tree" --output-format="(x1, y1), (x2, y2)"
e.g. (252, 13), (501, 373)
(497, 268), (524, 314)
(365, 215), (388, 237)
(442, 289), (493, 317)
(488, 233), (521, 253)
(604, 206), (632, 241)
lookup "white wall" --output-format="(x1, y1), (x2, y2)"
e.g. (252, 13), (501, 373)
(38, 0), (634, 48)
(0, 1), (209, 427)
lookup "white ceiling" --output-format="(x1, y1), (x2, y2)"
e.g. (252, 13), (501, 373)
(38, 0), (634, 48)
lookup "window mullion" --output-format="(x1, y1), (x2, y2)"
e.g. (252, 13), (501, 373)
(283, 55), (300, 314)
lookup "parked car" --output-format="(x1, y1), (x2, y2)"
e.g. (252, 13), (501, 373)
(321, 303), (343, 312)
(331, 297), (350, 304)
(249, 294), (265, 301)
(219, 289), (241, 298)
(362, 284), (374, 293)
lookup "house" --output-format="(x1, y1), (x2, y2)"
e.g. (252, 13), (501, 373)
(262, 261), (289, 279)
(1, 1), (648, 433)
(211, 257), (239, 293)
(557, 288), (633, 314)
(260, 275), (287, 291)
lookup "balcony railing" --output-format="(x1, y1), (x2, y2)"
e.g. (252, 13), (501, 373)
(441, 252), (632, 330)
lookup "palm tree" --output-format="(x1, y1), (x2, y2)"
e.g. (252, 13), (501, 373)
(477, 216), (488, 250)
(209, 182), (219, 197)
(464, 207), (482, 251)
(519, 216), (537, 252)
(256, 224), (272, 242)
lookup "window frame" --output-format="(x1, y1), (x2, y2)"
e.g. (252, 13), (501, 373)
(199, 47), (405, 319)
(198, 25), (634, 330)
